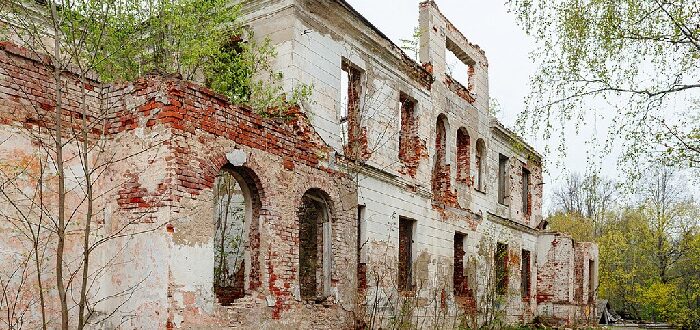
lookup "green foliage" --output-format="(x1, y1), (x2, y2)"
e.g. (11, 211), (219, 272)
(488, 97), (502, 119)
(508, 0), (700, 173)
(22, 0), (310, 115)
(205, 34), (313, 116)
(548, 211), (595, 242)
(549, 170), (700, 328)
(399, 25), (421, 61)
(63, 0), (242, 82)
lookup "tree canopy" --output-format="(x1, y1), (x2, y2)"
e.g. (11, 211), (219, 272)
(548, 169), (700, 327)
(2, 0), (310, 114)
(508, 0), (700, 172)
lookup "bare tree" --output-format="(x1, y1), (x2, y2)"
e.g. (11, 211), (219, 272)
(0, 1), (176, 328)
(552, 172), (616, 236)
(638, 166), (698, 284)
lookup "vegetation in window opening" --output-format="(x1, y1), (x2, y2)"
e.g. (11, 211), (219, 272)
(213, 171), (246, 299)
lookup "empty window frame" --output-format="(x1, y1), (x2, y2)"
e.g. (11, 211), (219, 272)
(498, 154), (509, 205)
(522, 167), (531, 215)
(521, 249), (531, 299)
(475, 139), (485, 191)
(340, 61), (361, 121)
(588, 259), (595, 303)
(398, 217), (416, 292)
(340, 69), (349, 120)
(454, 233), (467, 296)
(435, 115), (448, 166)
(213, 166), (261, 306)
(357, 205), (367, 291)
(495, 242), (508, 295)
(456, 128), (471, 183)
(399, 93), (417, 162)
(445, 38), (474, 90)
(341, 61), (364, 158)
(298, 190), (332, 300)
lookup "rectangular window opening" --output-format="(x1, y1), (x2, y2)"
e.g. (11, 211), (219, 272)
(454, 233), (467, 296)
(399, 93), (417, 158)
(341, 60), (363, 159)
(340, 69), (350, 121)
(398, 217), (416, 292)
(495, 242), (508, 295)
(357, 205), (367, 291)
(498, 154), (509, 205)
(521, 249), (531, 299)
(522, 167), (531, 215)
(588, 259), (595, 303)
(475, 140), (485, 191)
(341, 61), (362, 121)
(445, 38), (473, 89)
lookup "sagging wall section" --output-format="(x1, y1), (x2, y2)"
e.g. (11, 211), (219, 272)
(0, 40), (357, 329)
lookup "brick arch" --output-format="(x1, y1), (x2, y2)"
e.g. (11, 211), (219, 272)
(432, 114), (457, 206)
(298, 187), (335, 220)
(207, 155), (269, 209)
(296, 187), (335, 300)
(434, 114), (449, 166)
(220, 164), (266, 212)
(212, 164), (264, 305)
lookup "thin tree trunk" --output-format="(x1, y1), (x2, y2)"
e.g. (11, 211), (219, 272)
(33, 158), (47, 330)
(49, 2), (69, 328)
(77, 78), (93, 330)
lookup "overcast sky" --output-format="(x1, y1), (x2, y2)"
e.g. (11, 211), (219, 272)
(344, 0), (617, 211)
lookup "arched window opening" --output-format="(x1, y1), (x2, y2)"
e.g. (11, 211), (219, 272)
(457, 128), (471, 184)
(475, 139), (486, 191)
(435, 115), (448, 166)
(432, 115), (456, 205)
(213, 166), (261, 306)
(298, 189), (332, 300)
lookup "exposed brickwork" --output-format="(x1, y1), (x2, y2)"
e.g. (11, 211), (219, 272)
(453, 233), (470, 297)
(0, 39), (357, 329)
(456, 128), (471, 184)
(398, 94), (427, 177)
(0, 42), (103, 137)
(0, 0), (600, 326)
(536, 233), (599, 325)
(495, 242), (509, 295)
(444, 75), (475, 104)
(398, 217), (414, 292)
(521, 249), (531, 300)
(467, 65), (476, 93)
(297, 192), (324, 300)
(343, 63), (370, 161)
(431, 115), (458, 208)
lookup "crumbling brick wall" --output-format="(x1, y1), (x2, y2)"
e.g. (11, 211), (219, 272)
(0, 0), (601, 327)
(0, 41), (358, 329)
(110, 78), (358, 328)
(535, 233), (599, 326)
(398, 93), (428, 177)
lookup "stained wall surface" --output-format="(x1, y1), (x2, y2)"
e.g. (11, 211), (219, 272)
(0, 0), (599, 328)
(0, 41), (357, 328)
(239, 0), (600, 327)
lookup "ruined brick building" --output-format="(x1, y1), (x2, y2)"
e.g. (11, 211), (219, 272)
(0, 0), (598, 329)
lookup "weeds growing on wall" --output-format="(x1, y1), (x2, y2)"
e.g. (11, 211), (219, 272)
(354, 237), (533, 330)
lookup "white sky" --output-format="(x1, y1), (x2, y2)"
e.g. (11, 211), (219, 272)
(344, 0), (620, 211)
